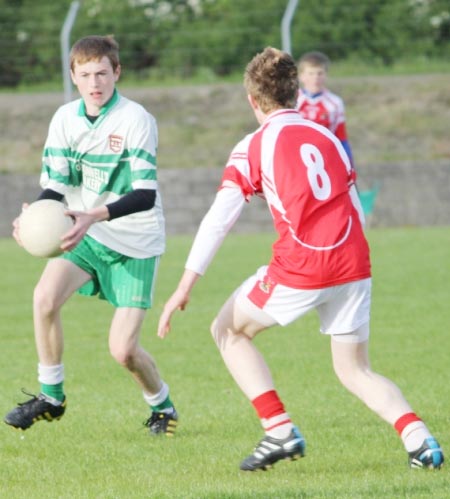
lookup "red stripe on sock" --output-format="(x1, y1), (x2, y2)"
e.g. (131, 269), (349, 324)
(394, 412), (422, 435)
(264, 418), (291, 432)
(251, 390), (285, 419)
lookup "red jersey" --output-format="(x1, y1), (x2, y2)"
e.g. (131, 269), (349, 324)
(221, 109), (371, 289)
(296, 88), (348, 143)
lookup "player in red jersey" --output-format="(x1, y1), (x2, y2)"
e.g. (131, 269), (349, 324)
(158, 47), (444, 471)
(296, 51), (354, 165)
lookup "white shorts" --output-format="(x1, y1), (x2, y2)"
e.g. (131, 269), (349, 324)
(235, 266), (371, 340)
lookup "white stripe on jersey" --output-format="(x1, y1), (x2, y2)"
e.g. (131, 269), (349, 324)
(260, 114), (353, 251)
(40, 93), (164, 258)
(296, 89), (345, 133)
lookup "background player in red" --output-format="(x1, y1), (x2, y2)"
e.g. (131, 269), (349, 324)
(157, 47), (444, 471)
(296, 51), (354, 166)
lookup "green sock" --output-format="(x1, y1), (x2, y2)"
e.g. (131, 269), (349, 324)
(151, 395), (174, 413)
(41, 382), (65, 402)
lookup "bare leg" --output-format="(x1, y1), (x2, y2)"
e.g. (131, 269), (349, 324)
(212, 294), (305, 470)
(210, 294), (275, 400)
(108, 307), (162, 395)
(331, 337), (413, 425)
(33, 259), (91, 365)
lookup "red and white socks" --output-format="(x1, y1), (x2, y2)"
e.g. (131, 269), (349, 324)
(394, 412), (432, 452)
(252, 390), (294, 439)
(252, 393), (433, 453)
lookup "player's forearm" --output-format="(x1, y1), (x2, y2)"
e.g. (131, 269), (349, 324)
(176, 269), (201, 294)
(38, 188), (64, 202)
(106, 189), (156, 220)
(85, 205), (110, 223)
(185, 186), (245, 275)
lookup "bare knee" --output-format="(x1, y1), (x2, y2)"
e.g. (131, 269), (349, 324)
(210, 316), (252, 345)
(33, 282), (60, 317)
(110, 342), (136, 368)
(331, 337), (372, 390)
(333, 356), (376, 400)
(109, 308), (146, 369)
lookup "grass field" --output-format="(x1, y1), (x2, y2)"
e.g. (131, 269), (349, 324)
(0, 228), (449, 498)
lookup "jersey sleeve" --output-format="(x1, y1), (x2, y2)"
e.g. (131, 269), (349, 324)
(334, 121), (348, 142)
(40, 106), (72, 195)
(126, 108), (158, 191)
(332, 96), (353, 164)
(340, 137), (353, 165)
(332, 93), (348, 139)
(220, 134), (262, 200)
(185, 186), (245, 275)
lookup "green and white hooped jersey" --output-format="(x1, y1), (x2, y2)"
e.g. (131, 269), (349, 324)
(40, 91), (165, 258)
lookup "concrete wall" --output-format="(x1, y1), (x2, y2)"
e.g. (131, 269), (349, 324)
(1, 161), (449, 238)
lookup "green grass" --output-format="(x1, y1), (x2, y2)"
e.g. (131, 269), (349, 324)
(0, 228), (449, 498)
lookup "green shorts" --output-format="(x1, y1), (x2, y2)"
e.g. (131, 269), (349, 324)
(61, 235), (160, 309)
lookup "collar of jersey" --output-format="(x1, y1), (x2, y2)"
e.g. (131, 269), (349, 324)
(78, 89), (120, 127)
(266, 108), (299, 120)
(302, 89), (324, 98)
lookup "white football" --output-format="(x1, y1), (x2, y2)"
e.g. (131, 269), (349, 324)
(18, 199), (74, 258)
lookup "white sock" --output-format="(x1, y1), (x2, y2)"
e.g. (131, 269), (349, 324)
(401, 421), (432, 452)
(263, 413), (294, 439)
(143, 381), (171, 410)
(38, 363), (64, 385)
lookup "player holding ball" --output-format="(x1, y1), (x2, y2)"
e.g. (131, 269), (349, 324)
(5, 35), (178, 437)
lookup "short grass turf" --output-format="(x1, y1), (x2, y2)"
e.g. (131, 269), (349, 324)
(0, 227), (448, 498)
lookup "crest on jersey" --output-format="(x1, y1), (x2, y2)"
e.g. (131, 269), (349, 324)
(109, 134), (123, 153)
(259, 277), (274, 294)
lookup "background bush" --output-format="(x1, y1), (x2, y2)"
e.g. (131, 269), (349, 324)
(1, 0), (449, 87)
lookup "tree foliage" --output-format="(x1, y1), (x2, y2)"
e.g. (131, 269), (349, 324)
(0, 0), (25, 86)
(292, 0), (450, 64)
(0, 0), (448, 87)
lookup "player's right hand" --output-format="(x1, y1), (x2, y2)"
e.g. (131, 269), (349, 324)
(157, 288), (190, 339)
(157, 269), (200, 339)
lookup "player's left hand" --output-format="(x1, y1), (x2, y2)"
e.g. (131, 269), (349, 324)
(60, 210), (94, 251)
